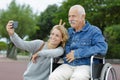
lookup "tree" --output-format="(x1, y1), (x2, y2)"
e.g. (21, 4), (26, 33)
(87, 0), (120, 31)
(0, 0), (38, 59)
(53, 0), (120, 30)
(0, 41), (7, 50)
(104, 24), (120, 59)
(53, 0), (81, 28)
(32, 4), (58, 40)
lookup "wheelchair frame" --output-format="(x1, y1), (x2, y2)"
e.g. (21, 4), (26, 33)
(50, 55), (117, 80)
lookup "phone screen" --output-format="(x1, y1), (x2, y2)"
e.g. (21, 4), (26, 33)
(12, 21), (18, 28)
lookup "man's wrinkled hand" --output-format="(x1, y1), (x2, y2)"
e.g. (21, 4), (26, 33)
(66, 50), (75, 63)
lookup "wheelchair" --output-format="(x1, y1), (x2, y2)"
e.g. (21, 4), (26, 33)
(50, 55), (117, 80)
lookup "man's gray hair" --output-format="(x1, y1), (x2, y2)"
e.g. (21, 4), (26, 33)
(70, 5), (86, 15)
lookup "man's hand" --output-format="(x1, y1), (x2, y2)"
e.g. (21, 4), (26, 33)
(31, 53), (39, 63)
(66, 50), (75, 63)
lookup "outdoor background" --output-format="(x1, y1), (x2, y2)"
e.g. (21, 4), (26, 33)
(0, 0), (120, 59)
(0, 0), (120, 80)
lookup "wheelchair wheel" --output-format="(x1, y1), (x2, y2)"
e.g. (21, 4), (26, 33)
(100, 63), (117, 80)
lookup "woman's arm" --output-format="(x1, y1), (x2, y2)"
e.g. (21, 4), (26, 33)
(6, 20), (44, 53)
(10, 33), (44, 53)
(31, 46), (64, 63)
(37, 46), (64, 58)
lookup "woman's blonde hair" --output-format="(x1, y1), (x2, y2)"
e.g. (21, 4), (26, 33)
(50, 20), (68, 47)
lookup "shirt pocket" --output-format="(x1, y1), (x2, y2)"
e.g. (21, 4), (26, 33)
(79, 39), (92, 46)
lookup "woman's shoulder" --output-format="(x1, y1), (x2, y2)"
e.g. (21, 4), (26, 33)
(31, 39), (44, 44)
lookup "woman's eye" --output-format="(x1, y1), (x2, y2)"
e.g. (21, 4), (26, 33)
(51, 33), (54, 35)
(56, 35), (59, 37)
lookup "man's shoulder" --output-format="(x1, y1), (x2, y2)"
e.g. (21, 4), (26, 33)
(89, 25), (101, 32)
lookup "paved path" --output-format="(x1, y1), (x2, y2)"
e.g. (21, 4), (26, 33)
(113, 64), (120, 80)
(0, 55), (120, 80)
(0, 55), (28, 80)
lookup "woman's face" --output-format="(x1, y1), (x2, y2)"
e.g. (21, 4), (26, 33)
(49, 28), (63, 46)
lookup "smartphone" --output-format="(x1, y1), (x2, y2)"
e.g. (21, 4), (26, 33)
(12, 21), (18, 28)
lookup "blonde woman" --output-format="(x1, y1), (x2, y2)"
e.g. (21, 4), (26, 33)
(6, 20), (68, 80)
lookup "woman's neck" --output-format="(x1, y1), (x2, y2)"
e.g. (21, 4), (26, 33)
(47, 42), (57, 49)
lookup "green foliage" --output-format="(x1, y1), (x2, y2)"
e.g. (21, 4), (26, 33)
(1, 0), (118, 59)
(104, 24), (120, 58)
(33, 4), (58, 40)
(50, 0), (120, 59)
(0, 0), (38, 59)
(0, 41), (7, 50)
(53, 0), (82, 28)
(0, 0), (38, 39)
(89, 3), (120, 31)
(35, 0), (120, 40)
(18, 51), (29, 56)
(52, 0), (120, 31)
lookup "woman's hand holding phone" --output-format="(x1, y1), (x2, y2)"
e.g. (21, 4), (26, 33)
(6, 20), (15, 36)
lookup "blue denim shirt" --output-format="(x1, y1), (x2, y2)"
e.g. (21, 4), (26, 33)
(64, 21), (108, 66)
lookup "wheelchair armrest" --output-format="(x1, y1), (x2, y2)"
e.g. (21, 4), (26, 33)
(91, 55), (105, 59)
(91, 55), (105, 64)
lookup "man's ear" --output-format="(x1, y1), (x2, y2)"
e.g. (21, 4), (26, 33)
(82, 14), (85, 20)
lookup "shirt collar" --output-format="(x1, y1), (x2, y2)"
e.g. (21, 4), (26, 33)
(71, 21), (90, 33)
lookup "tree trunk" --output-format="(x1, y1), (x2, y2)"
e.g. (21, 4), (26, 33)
(6, 43), (17, 60)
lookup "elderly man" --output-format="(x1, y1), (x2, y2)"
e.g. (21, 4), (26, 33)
(49, 5), (108, 80)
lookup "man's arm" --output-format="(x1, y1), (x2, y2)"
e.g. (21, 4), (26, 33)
(74, 29), (108, 59)
(65, 28), (72, 54)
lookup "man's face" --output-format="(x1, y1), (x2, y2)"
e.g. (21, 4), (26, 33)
(68, 9), (82, 29)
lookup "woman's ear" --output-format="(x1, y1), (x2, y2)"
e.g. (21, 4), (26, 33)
(61, 38), (63, 41)
(61, 39), (63, 42)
